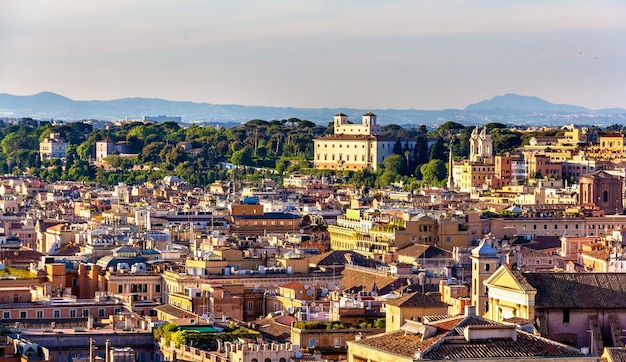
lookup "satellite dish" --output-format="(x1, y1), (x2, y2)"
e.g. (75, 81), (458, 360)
(201, 313), (208, 320)
(311, 302), (316, 307)
(300, 229), (304, 234)
(295, 352), (302, 358)
(304, 284), (309, 289)
(306, 290), (313, 296)
(209, 313), (215, 319)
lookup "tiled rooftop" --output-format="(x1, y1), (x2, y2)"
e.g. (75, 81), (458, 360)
(351, 314), (584, 360)
(520, 272), (626, 308)
(384, 292), (449, 308)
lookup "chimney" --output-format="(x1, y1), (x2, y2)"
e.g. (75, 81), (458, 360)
(464, 305), (476, 316)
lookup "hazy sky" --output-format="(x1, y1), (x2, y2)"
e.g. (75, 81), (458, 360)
(1, 1), (625, 110)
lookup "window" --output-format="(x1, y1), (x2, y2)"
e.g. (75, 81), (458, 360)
(98, 308), (105, 317)
(54, 310), (60, 318)
(37, 310), (43, 319)
(83, 310), (89, 317)
(155, 285), (161, 293)
(20, 311), (26, 319)
(70, 309), (77, 318)
(2, 311), (8, 319)
(248, 301), (253, 311)
(485, 263), (490, 272)
(118, 285), (123, 293)
(563, 308), (570, 323)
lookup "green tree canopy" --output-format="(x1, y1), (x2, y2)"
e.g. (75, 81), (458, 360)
(429, 137), (447, 161)
(420, 159), (447, 186)
(231, 147), (253, 166)
(383, 154), (404, 174)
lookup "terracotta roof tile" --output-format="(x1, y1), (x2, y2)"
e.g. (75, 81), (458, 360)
(350, 314), (584, 359)
(341, 267), (406, 295)
(520, 272), (626, 308)
(384, 292), (449, 308)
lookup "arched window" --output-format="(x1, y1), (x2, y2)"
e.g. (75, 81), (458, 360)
(265, 358), (271, 362)
(603, 190), (609, 203)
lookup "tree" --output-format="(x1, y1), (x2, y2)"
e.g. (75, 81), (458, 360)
(382, 124), (402, 136)
(64, 145), (77, 175)
(416, 125), (429, 165)
(297, 120), (316, 129)
(374, 318), (386, 329)
(437, 121), (465, 136)
(1, 133), (20, 156)
(76, 141), (94, 161)
(383, 154), (404, 174)
(154, 323), (179, 344)
(66, 160), (95, 181)
(485, 122), (507, 131)
(420, 159), (447, 186)
(141, 141), (166, 163)
(377, 170), (398, 187)
(491, 130), (522, 153)
(275, 159), (287, 175)
(231, 147), (253, 166)
(429, 137), (446, 161)
(392, 138), (403, 155)
(126, 135), (143, 153)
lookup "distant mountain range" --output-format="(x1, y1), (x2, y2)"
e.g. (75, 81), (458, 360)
(464, 93), (590, 113)
(0, 91), (624, 127)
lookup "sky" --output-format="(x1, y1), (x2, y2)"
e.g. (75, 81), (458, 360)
(1, 1), (625, 110)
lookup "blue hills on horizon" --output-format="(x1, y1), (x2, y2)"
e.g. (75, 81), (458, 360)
(0, 91), (624, 127)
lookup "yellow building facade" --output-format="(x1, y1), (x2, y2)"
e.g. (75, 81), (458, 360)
(483, 265), (537, 322)
(328, 209), (421, 262)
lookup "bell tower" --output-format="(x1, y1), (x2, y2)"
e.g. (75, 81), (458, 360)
(471, 236), (498, 316)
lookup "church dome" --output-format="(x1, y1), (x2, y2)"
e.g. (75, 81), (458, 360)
(471, 240), (497, 257)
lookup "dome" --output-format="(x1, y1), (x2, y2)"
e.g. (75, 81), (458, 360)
(163, 175), (182, 184)
(471, 239), (497, 258)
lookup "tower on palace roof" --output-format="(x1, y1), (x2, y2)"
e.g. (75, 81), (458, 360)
(333, 112), (382, 136)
